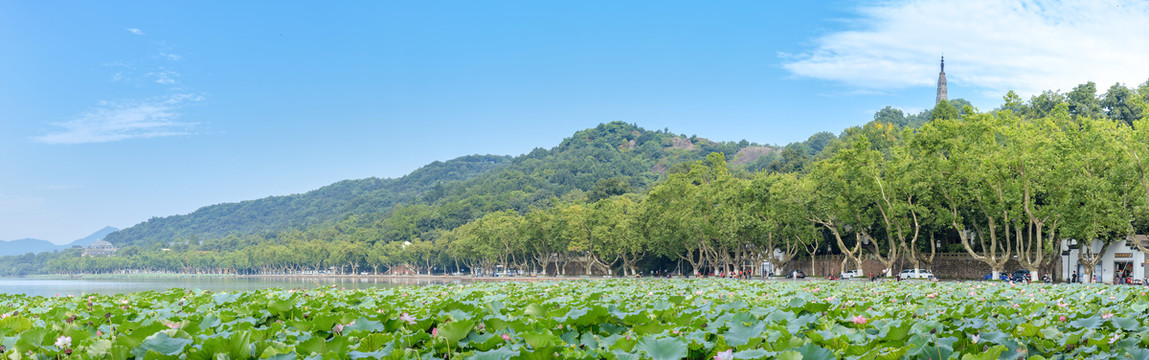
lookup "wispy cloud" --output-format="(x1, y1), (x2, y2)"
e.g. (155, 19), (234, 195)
(782, 0), (1149, 97)
(147, 70), (179, 84)
(158, 52), (181, 61)
(34, 94), (203, 144)
(127, 28), (144, 36)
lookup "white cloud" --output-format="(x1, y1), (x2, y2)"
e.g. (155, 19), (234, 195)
(147, 70), (179, 84)
(34, 94), (203, 144)
(159, 52), (181, 61)
(127, 28), (144, 36)
(782, 0), (1149, 97)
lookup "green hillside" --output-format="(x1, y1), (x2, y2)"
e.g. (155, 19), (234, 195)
(106, 122), (799, 248)
(103, 154), (513, 248)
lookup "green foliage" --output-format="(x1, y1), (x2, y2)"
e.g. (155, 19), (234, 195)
(588, 177), (632, 202)
(1102, 82), (1144, 125)
(930, 100), (960, 121)
(1, 280), (1147, 358)
(103, 155), (514, 248)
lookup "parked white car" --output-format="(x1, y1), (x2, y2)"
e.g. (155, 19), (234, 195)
(898, 268), (935, 279)
(841, 269), (863, 279)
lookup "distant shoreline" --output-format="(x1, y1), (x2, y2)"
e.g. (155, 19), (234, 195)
(26, 273), (662, 282)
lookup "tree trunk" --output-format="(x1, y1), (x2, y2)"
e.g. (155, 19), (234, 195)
(1079, 240), (1112, 283)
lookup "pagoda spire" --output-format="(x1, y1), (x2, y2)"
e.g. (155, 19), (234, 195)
(936, 56), (948, 105)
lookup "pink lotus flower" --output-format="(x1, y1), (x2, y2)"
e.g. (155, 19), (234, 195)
(432, 327), (439, 337)
(333, 323), (344, 335)
(501, 334), (511, 341)
(1059, 315), (1066, 322)
(714, 349), (734, 360)
(1102, 313), (1114, 320)
(54, 335), (71, 348)
(926, 293), (935, 299)
(399, 312), (418, 324)
(971, 334), (980, 344)
(851, 315), (867, 325)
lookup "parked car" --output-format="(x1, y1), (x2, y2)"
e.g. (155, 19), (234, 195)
(785, 270), (806, 279)
(1011, 269), (1031, 281)
(841, 269), (863, 279)
(898, 268), (935, 280)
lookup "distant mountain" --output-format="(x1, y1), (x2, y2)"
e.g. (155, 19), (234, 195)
(0, 226), (119, 257)
(0, 238), (57, 257)
(103, 155), (513, 248)
(60, 226), (120, 248)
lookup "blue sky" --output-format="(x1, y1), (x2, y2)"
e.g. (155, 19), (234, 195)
(3, 1), (1149, 243)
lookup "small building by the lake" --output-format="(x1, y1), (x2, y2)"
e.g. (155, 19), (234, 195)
(82, 240), (116, 257)
(1061, 235), (1148, 284)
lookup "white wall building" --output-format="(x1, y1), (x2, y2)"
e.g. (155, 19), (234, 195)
(1061, 235), (1148, 283)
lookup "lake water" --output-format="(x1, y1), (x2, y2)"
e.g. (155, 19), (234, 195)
(0, 276), (468, 297)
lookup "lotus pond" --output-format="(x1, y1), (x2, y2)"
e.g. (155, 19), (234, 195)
(1, 279), (1147, 359)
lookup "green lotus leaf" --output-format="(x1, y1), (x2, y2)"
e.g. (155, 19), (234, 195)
(228, 330), (253, 359)
(960, 344), (1006, 360)
(1069, 316), (1103, 330)
(0, 315), (32, 335)
(775, 350), (803, 360)
(212, 292), (241, 305)
(345, 317), (386, 332)
(881, 319), (911, 341)
(521, 302), (544, 318)
(468, 347), (519, 360)
(86, 338), (113, 357)
(16, 327), (49, 349)
(348, 344), (397, 360)
(186, 336), (230, 360)
(636, 336), (687, 360)
(437, 319), (475, 344)
(136, 331), (193, 356)
(724, 321), (765, 347)
(522, 330), (560, 349)
(732, 348), (776, 360)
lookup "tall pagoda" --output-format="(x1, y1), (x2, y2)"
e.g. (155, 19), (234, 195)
(936, 56), (948, 105)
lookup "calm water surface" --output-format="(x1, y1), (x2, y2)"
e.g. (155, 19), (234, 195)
(0, 277), (466, 297)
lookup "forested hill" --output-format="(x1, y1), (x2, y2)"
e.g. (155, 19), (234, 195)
(103, 122), (833, 248)
(103, 154), (513, 247)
